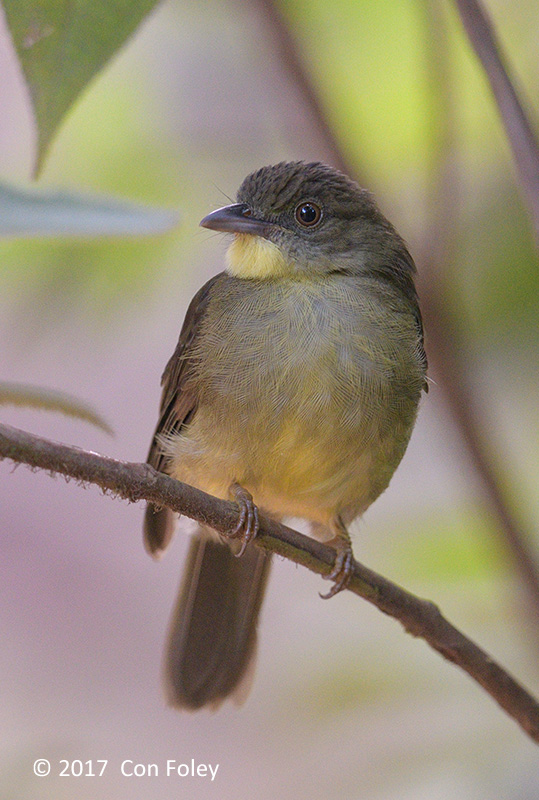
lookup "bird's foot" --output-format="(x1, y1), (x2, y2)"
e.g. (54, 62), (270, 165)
(320, 521), (354, 599)
(228, 483), (259, 557)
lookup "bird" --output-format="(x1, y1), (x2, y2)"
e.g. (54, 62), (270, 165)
(143, 160), (427, 711)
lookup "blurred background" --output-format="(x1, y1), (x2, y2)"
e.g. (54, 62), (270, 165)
(0, 0), (538, 797)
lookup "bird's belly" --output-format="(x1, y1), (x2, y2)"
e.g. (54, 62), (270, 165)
(253, 422), (377, 524)
(167, 378), (384, 526)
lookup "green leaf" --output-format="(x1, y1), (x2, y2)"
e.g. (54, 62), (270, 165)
(2, 0), (163, 170)
(0, 179), (178, 237)
(0, 382), (113, 434)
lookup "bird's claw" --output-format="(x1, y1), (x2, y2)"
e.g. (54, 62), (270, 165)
(320, 545), (354, 599)
(229, 484), (259, 557)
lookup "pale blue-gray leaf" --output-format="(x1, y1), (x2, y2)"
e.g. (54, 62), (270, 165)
(0, 180), (178, 237)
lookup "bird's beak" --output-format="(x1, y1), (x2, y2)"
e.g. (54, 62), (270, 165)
(199, 203), (273, 239)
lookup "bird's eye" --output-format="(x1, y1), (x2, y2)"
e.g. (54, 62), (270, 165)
(295, 202), (322, 227)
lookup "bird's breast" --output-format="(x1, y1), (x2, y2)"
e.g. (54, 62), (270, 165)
(169, 275), (424, 519)
(192, 276), (421, 424)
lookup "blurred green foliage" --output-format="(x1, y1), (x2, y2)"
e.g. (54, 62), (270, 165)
(282, 0), (433, 180)
(3, 0), (163, 167)
(1, 0), (537, 337)
(386, 505), (505, 583)
(0, 63), (183, 313)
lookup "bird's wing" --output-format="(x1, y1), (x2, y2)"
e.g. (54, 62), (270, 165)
(144, 272), (222, 555)
(146, 272), (222, 473)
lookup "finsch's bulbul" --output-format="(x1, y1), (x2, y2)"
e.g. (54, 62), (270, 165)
(144, 161), (428, 710)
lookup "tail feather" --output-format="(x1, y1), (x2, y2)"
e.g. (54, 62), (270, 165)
(144, 503), (175, 557)
(164, 532), (271, 710)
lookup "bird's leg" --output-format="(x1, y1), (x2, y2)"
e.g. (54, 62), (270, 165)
(320, 516), (354, 599)
(227, 482), (260, 557)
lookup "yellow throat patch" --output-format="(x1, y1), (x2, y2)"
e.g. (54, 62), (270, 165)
(226, 234), (289, 279)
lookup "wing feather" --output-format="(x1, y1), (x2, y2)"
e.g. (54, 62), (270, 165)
(144, 272), (223, 554)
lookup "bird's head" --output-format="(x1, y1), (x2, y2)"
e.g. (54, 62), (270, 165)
(200, 161), (415, 282)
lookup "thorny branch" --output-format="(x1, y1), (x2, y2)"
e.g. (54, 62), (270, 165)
(0, 421), (538, 744)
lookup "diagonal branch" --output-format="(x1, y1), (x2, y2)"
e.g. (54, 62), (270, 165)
(0, 420), (538, 743)
(454, 0), (539, 243)
(254, 0), (350, 177)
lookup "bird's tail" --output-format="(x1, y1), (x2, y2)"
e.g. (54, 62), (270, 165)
(163, 529), (271, 710)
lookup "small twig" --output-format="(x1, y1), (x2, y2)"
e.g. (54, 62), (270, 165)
(454, 0), (539, 243)
(0, 380), (113, 435)
(0, 420), (538, 743)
